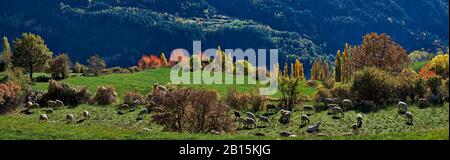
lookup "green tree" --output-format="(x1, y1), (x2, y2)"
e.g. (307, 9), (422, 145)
(49, 53), (71, 79)
(279, 77), (301, 111)
(87, 54), (106, 76)
(335, 50), (342, 82)
(1, 37), (12, 70)
(74, 61), (86, 75)
(12, 33), (53, 79)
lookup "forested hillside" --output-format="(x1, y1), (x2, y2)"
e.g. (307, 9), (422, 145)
(1, 0), (448, 71)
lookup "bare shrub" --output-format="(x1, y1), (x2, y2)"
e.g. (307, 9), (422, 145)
(314, 86), (331, 111)
(124, 91), (144, 105)
(42, 80), (90, 106)
(249, 88), (267, 112)
(331, 83), (352, 100)
(307, 80), (318, 87)
(224, 87), (249, 110)
(151, 88), (235, 133)
(0, 81), (23, 114)
(93, 86), (117, 105)
(128, 66), (141, 73)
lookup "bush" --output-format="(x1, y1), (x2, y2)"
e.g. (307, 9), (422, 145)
(427, 76), (442, 96)
(306, 80), (318, 87)
(224, 87), (249, 110)
(249, 88), (267, 112)
(0, 81), (23, 114)
(33, 75), (52, 82)
(151, 88), (235, 133)
(351, 67), (397, 105)
(93, 86), (117, 105)
(49, 54), (70, 80)
(108, 67), (130, 74)
(74, 62), (87, 74)
(314, 86), (331, 103)
(396, 69), (419, 101)
(322, 79), (335, 89)
(128, 66), (141, 73)
(279, 78), (301, 110)
(396, 77), (416, 102)
(124, 91), (144, 105)
(42, 80), (90, 106)
(100, 69), (112, 75)
(443, 79), (449, 101)
(331, 83), (352, 100)
(413, 78), (427, 99)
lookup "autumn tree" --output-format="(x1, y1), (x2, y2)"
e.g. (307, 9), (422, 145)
(160, 52), (168, 67)
(191, 54), (202, 71)
(12, 33), (53, 79)
(224, 53), (234, 74)
(87, 54), (106, 76)
(428, 53), (449, 78)
(334, 50), (342, 82)
(1, 37), (12, 70)
(342, 44), (352, 82)
(323, 60), (331, 81)
(138, 54), (162, 69)
(294, 59), (305, 80)
(283, 62), (288, 79)
(49, 53), (71, 80)
(290, 63), (294, 79)
(310, 59), (322, 80)
(349, 33), (410, 74)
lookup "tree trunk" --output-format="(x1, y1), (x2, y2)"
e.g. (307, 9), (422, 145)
(29, 65), (33, 80)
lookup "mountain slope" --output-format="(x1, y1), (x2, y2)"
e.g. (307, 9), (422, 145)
(0, 0), (322, 68)
(0, 0), (448, 70)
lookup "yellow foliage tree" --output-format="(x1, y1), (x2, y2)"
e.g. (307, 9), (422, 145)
(334, 50), (342, 82)
(429, 53), (449, 78)
(160, 52), (168, 67)
(294, 59), (305, 80)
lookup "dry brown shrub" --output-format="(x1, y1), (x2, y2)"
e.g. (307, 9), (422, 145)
(150, 88), (235, 133)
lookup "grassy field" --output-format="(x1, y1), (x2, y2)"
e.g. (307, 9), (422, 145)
(31, 68), (317, 100)
(0, 103), (448, 140)
(1, 69), (448, 140)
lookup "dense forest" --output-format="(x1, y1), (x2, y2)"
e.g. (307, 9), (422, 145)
(1, 0), (448, 77)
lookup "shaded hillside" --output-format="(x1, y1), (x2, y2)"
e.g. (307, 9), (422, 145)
(0, 0), (322, 69)
(0, 0), (448, 72)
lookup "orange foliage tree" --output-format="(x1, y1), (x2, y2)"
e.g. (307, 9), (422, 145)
(418, 63), (437, 80)
(349, 33), (410, 74)
(138, 54), (162, 69)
